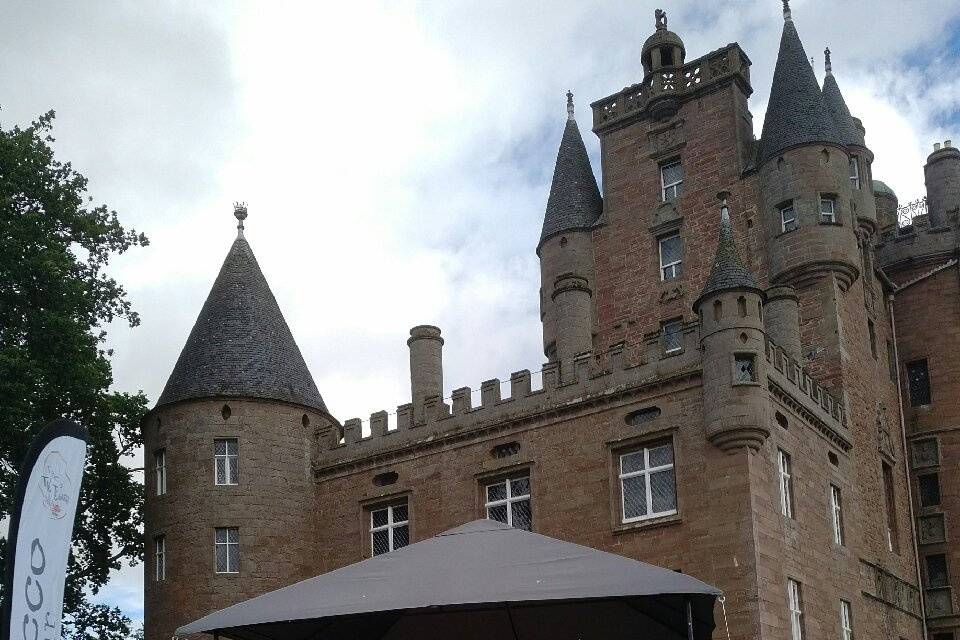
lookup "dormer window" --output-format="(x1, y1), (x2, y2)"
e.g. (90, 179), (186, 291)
(660, 160), (683, 202)
(849, 157), (861, 190)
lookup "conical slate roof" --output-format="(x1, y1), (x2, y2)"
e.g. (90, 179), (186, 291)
(758, 18), (843, 164)
(157, 235), (327, 412)
(696, 205), (759, 308)
(822, 60), (866, 147)
(538, 97), (602, 249)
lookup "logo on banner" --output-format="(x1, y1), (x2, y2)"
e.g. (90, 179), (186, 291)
(39, 451), (72, 519)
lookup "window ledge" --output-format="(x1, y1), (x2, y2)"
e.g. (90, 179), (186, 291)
(819, 220), (843, 226)
(776, 227), (800, 238)
(732, 381), (762, 387)
(612, 513), (681, 535)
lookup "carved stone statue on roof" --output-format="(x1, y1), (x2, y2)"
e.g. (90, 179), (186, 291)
(655, 8), (667, 31)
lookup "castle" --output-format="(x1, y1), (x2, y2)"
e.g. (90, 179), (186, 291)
(143, 4), (960, 640)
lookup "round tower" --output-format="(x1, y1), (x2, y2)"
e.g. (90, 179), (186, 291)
(925, 141), (960, 228)
(538, 92), (601, 366)
(696, 195), (769, 453)
(143, 206), (337, 640)
(873, 180), (899, 231)
(763, 285), (801, 361)
(758, 9), (860, 290)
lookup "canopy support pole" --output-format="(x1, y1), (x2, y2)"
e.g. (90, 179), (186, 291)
(505, 603), (521, 640)
(686, 599), (694, 640)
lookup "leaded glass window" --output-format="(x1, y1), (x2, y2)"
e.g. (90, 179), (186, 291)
(215, 527), (239, 573)
(660, 160), (683, 202)
(485, 476), (532, 531)
(619, 442), (677, 523)
(658, 234), (683, 281)
(370, 503), (409, 556)
(155, 535), (166, 581)
(735, 354), (757, 383)
(781, 203), (798, 232)
(820, 196), (836, 223)
(215, 438), (239, 485)
(662, 320), (683, 354)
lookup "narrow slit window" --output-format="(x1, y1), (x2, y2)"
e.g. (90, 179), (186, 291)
(155, 449), (167, 496)
(155, 535), (166, 582)
(849, 156), (861, 190)
(485, 476), (532, 531)
(660, 160), (683, 202)
(619, 441), (677, 523)
(882, 462), (899, 552)
(781, 203), (798, 232)
(830, 485), (845, 546)
(370, 502), (410, 556)
(788, 579), (804, 640)
(658, 233), (683, 281)
(840, 600), (853, 640)
(778, 449), (794, 518)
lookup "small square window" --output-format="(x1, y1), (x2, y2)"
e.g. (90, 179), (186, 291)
(735, 354), (757, 383)
(658, 234), (683, 281)
(662, 320), (683, 354)
(918, 473), (942, 507)
(781, 203), (798, 233)
(907, 359), (931, 406)
(485, 476), (532, 531)
(660, 160), (683, 202)
(926, 554), (949, 589)
(820, 196), (836, 223)
(370, 502), (410, 556)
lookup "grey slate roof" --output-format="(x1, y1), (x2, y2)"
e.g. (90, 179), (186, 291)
(822, 72), (866, 147)
(156, 236), (327, 413)
(538, 116), (602, 249)
(758, 20), (843, 164)
(873, 180), (897, 198)
(697, 209), (760, 307)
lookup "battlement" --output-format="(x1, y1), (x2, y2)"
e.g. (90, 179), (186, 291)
(590, 43), (751, 133)
(316, 322), (703, 472)
(876, 197), (958, 272)
(764, 337), (851, 450)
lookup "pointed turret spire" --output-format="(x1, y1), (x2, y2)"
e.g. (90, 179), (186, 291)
(782, 0), (792, 22)
(696, 193), (760, 308)
(157, 216), (327, 413)
(757, 8), (843, 164)
(538, 92), (603, 250)
(821, 49), (867, 147)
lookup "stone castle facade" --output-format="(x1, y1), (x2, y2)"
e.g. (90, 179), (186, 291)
(143, 5), (959, 639)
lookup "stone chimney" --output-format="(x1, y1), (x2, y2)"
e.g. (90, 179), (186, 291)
(408, 325), (444, 410)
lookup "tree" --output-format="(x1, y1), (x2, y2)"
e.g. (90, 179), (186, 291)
(0, 111), (149, 639)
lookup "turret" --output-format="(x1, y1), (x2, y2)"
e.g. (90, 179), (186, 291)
(695, 195), (769, 453)
(822, 47), (878, 231)
(873, 180), (899, 231)
(142, 206), (336, 640)
(925, 140), (960, 228)
(538, 92), (601, 370)
(764, 285), (801, 361)
(408, 324), (444, 414)
(758, 3), (860, 290)
(641, 9), (687, 119)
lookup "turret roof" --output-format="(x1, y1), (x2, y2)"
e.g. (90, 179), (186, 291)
(157, 233), (327, 413)
(696, 202), (760, 308)
(822, 52), (866, 147)
(758, 18), (843, 164)
(539, 94), (603, 249)
(873, 180), (897, 198)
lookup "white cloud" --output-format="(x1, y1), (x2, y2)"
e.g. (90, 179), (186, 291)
(2, 0), (958, 627)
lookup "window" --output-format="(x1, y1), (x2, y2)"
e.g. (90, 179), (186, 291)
(868, 320), (877, 359)
(619, 441), (677, 523)
(370, 502), (410, 556)
(840, 600), (853, 640)
(831, 485), (845, 546)
(781, 203), (798, 233)
(155, 535), (166, 582)
(926, 554), (949, 589)
(155, 449), (167, 496)
(658, 234), (683, 280)
(919, 473), (942, 507)
(820, 196), (836, 223)
(882, 462), (899, 552)
(907, 359), (931, 406)
(662, 319), (683, 354)
(849, 157), (861, 190)
(735, 354), (757, 383)
(788, 579), (804, 640)
(215, 527), (239, 573)
(660, 46), (675, 67)
(486, 476), (532, 530)
(660, 160), (683, 202)
(778, 450), (794, 518)
(214, 438), (239, 485)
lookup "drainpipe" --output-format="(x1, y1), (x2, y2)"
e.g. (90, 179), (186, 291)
(888, 292), (929, 640)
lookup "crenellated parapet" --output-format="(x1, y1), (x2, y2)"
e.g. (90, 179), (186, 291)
(316, 325), (702, 473)
(764, 337), (851, 451)
(591, 43), (751, 133)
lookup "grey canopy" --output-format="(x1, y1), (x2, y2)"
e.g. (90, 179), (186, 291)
(177, 519), (721, 640)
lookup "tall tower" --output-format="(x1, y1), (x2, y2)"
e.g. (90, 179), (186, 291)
(142, 206), (336, 640)
(538, 92), (602, 371)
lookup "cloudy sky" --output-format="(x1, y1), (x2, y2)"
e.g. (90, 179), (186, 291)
(3, 0), (959, 629)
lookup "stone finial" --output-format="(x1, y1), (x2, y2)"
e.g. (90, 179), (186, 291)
(718, 190), (731, 225)
(824, 47), (833, 75)
(782, 0), (792, 21)
(655, 8), (667, 31)
(233, 202), (248, 237)
(566, 90), (575, 120)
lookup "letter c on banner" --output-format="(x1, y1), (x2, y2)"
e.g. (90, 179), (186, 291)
(22, 614), (39, 640)
(24, 576), (43, 612)
(30, 539), (45, 575)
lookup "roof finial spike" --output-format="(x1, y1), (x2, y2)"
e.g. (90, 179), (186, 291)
(718, 190), (732, 227)
(655, 8), (667, 31)
(824, 47), (833, 75)
(782, 0), (792, 22)
(233, 202), (248, 238)
(566, 90), (575, 120)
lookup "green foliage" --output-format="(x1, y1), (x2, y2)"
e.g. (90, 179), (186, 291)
(0, 111), (149, 639)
